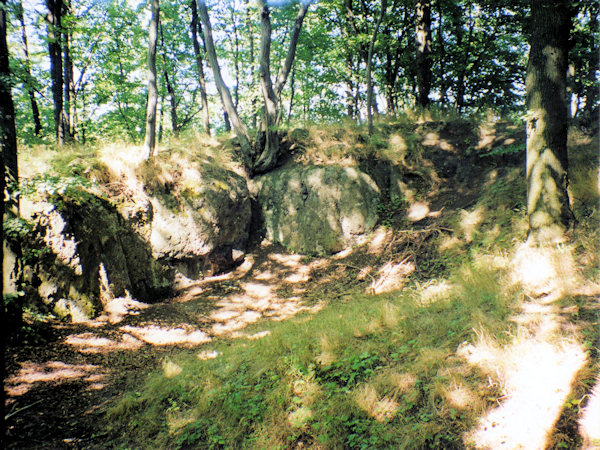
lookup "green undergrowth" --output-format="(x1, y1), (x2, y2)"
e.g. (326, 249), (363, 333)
(106, 256), (519, 449)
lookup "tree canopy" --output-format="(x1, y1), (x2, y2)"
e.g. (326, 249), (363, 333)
(3, 0), (596, 150)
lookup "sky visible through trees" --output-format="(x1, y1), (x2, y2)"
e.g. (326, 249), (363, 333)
(5, 0), (598, 146)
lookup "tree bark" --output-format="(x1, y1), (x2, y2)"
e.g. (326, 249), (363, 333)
(254, 0), (311, 173)
(46, 0), (65, 145)
(415, 0), (432, 108)
(62, 0), (74, 140)
(526, 0), (575, 243)
(159, 24), (178, 137)
(190, 0), (211, 136)
(366, 0), (387, 135)
(143, 0), (159, 158)
(1, 0), (18, 199)
(16, 1), (42, 136)
(246, 0), (257, 129)
(197, 0), (252, 164)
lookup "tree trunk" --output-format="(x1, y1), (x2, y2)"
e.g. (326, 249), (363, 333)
(526, 0), (575, 244)
(0, 149), (4, 449)
(160, 24), (178, 137)
(62, 0), (74, 140)
(254, 0), (311, 174)
(230, 5), (241, 109)
(190, 0), (211, 136)
(1, 0), (18, 201)
(246, 0), (257, 129)
(197, 0), (252, 164)
(366, 0), (387, 135)
(17, 1), (42, 136)
(415, 0), (432, 108)
(143, 0), (159, 158)
(46, 0), (65, 145)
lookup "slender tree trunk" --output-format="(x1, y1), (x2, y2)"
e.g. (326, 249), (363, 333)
(190, 0), (211, 136)
(346, 55), (355, 118)
(246, 0), (257, 129)
(254, 0), (311, 173)
(143, 0), (159, 158)
(526, 0), (575, 243)
(1, 0), (18, 194)
(288, 65), (296, 122)
(415, 0), (432, 108)
(17, 1), (42, 136)
(46, 0), (65, 145)
(366, 0), (387, 135)
(157, 94), (164, 143)
(197, 1), (252, 166)
(62, 0), (74, 140)
(437, 1), (448, 108)
(230, 5), (241, 109)
(159, 24), (178, 137)
(0, 149), (4, 450)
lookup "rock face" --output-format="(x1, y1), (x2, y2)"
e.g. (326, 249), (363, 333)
(23, 193), (172, 321)
(147, 164), (251, 278)
(253, 165), (380, 255)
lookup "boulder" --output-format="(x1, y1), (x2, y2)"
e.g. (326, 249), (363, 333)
(23, 192), (172, 321)
(148, 164), (251, 277)
(252, 165), (380, 255)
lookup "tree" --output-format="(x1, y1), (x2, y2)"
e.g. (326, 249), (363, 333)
(254, 0), (311, 172)
(197, 0), (252, 161)
(46, 0), (65, 145)
(197, 0), (311, 175)
(415, 0), (432, 108)
(143, 0), (160, 158)
(190, 0), (211, 135)
(15, 1), (42, 136)
(1, 0), (18, 207)
(526, 0), (575, 243)
(366, 0), (387, 134)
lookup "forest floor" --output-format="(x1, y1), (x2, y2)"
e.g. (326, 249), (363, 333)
(4, 171), (475, 449)
(4, 123), (599, 448)
(4, 230), (427, 448)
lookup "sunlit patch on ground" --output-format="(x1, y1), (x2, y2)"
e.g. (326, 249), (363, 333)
(5, 361), (109, 396)
(460, 312), (587, 448)
(65, 332), (144, 354)
(512, 244), (580, 298)
(120, 324), (212, 346)
(369, 258), (415, 294)
(98, 296), (150, 324)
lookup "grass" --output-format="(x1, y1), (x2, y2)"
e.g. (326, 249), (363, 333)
(100, 121), (599, 449)
(105, 251), (520, 448)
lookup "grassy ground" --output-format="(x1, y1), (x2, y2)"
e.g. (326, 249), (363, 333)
(6, 117), (599, 449)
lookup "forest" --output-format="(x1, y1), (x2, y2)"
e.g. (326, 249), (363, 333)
(1, 0), (599, 448)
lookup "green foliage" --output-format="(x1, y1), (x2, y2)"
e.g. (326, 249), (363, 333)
(18, 173), (92, 201)
(3, 216), (34, 241)
(479, 142), (525, 158)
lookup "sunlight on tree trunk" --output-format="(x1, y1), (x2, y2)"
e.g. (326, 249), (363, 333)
(143, 0), (160, 159)
(526, 0), (575, 244)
